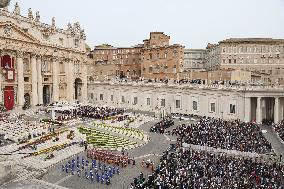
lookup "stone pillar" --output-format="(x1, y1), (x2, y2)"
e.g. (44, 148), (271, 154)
(66, 60), (74, 103)
(52, 57), (59, 102)
(256, 97), (262, 123)
(274, 97), (280, 124)
(17, 52), (25, 107)
(0, 56), (2, 104)
(244, 97), (251, 122)
(81, 63), (88, 104)
(31, 54), (38, 106)
(37, 56), (43, 105)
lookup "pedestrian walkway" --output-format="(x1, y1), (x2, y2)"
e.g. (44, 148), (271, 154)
(259, 124), (284, 163)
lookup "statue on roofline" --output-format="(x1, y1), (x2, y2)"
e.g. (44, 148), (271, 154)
(13, 2), (20, 15)
(28, 8), (33, 19)
(0, 0), (11, 8)
(35, 11), (40, 22)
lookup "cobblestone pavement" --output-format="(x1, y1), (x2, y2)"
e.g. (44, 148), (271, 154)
(40, 119), (190, 189)
(259, 124), (284, 162)
(0, 108), (202, 189)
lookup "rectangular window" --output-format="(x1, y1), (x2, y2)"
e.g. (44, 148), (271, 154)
(230, 104), (236, 114)
(176, 100), (181, 109)
(193, 101), (198, 111)
(111, 95), (114, 101)
(121, 96), (125, 103)
(134, 97), (138, 105)
(42, 60), (49, 72)
(59, 62), (64, 73)
(91, 93), (94, 99)
(99, 94), (103, 101)
(210, 103), (216, 113)
(161, 99), (166, 107)
(147, 98), (150, 106)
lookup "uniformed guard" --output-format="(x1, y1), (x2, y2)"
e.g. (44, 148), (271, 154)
(90, 169), (93, 181)
(86, 159), (89, 167)
(96, 174), (100, 182)
(101, 174), (104, 184)
(106, 177), (110, 185)
(65, 164), (69, 173)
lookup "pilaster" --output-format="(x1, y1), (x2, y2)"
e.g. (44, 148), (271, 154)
(17, 51), (24, 107)
(31, 53), (38, 106)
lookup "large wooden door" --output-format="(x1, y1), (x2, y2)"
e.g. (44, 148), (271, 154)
(4, 86), (14, 110)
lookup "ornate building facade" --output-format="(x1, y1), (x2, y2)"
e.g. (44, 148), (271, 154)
(0, 3), (88, 110)
(88, 81), (284, 124)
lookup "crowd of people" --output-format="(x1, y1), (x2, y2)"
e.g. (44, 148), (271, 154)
(75, 106), (124, 119)
(150, 119), (174, 134)
(87, 148), (135, 167)
(113, 77), (268, 87)
(61, 155), (121, 185)
(134, 147), (283, 189)
(54, 106), (124, 120)
(274, 120), (284, 141)
(171, 118), (272, 154)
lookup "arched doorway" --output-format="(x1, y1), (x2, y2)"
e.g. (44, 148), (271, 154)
(74, 78), (82, 102)
(4, 86), (14, 110)
(43, 85), (50, 105)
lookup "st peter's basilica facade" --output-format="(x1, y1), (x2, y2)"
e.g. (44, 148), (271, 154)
(0, 3), (88, 110)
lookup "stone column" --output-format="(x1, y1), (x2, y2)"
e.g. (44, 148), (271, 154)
(256, 97), (262, 123)
(244, 97), (251, 122)
(66, 60), (74, 102)
(274, 97), (280, 124)
(81, 63), (88, 104)
(52, 57), (59, 102)
(31, 54), (38, 106)
(0, 54), (2, 104)
(17, 52), (25, 107)
(37, 56), (43, 105)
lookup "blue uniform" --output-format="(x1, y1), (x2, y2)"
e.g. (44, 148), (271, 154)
(90, 170), (93, 181)
(92, 160), (96, 167)
(86, 160), (89, 167)
(101, 175), (104, 184)
(96, 174), (100, 182)
(65, 165), (69, 173)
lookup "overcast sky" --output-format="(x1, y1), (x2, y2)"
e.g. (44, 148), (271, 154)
(8, 0), (284, 49)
